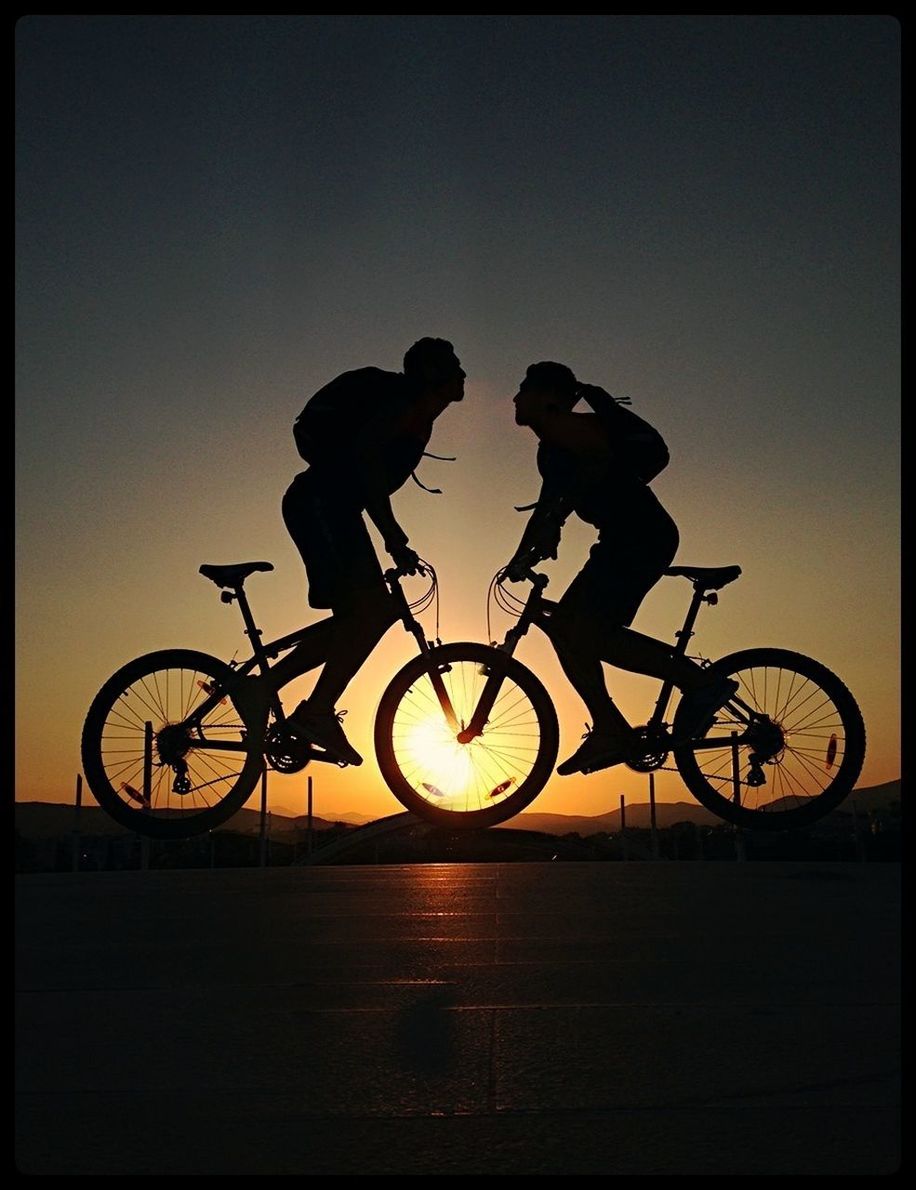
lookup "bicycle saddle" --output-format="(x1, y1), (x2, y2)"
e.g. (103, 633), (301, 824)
(199, 561), (274, 589)
(665, 564), (742, 591)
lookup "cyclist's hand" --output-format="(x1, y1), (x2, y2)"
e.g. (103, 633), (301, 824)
(532, 522), (560, 561)
(576, 381), (613, 403)
(390, 543), (421, 575)
(501, 552), (535, 584)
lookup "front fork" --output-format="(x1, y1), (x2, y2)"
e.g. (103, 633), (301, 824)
(386, 568), (461, 733)
(456, 654), (513, 743)
(457, 572), (547, 742)
(386, 567), (546, 743)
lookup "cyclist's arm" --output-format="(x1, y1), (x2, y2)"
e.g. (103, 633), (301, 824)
(531, 409), (612, 460)
(512, 480), (573, 564)
(333, 398), (430, 564)
(364, 491), (410, 553)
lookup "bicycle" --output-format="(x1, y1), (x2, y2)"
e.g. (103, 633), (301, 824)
(81, 557), (866, 839)
(81, 559), (443, 839)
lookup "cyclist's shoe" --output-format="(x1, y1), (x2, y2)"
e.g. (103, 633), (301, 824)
(556, 725), (631, 776)
(677, 676), (740, 740)
(288, 702), (363, 766)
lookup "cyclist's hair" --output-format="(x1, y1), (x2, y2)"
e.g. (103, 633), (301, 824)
(404, 338), (460, 384)
(521, 361), (578, 402)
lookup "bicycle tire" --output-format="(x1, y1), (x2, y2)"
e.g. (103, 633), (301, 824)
(673, 647), (866, 830)
(374, 642), (559, 828)
(81, 649), (266, 839)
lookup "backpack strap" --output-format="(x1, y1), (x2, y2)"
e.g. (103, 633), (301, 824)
(410, 451), (457, 495)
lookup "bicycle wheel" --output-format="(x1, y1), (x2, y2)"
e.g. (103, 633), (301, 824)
(374, 642), (559, 828)
(673, 648), (866, 830)
(81, 649), (266, 839)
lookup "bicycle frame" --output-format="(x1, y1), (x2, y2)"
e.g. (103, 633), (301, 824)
(477, 567), (757, 754)
(85, 556), (863, 835)
(184, 563), (755, 768)
(179, 568), (443, 759)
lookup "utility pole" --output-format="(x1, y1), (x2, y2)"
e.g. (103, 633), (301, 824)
(71, 773), (83, 872)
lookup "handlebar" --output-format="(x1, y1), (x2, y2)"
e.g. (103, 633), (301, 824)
(524, 568), (550, 590)
(497, 563), (550, 590)
(384, 561), (429, 583)
(384, 559), (438, 624)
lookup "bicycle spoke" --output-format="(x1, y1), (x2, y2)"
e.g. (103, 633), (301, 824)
(83, 653), (258, 831)
(388, 659), (547, 810)
(674, 649), (864, 829)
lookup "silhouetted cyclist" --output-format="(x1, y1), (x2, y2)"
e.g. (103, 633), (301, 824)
(275, 338), (465, 765)
(503, 361), (737, 776)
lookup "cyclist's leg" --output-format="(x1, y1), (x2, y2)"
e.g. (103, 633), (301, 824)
(597, 625), (708, 690)
(547, 532), (736, 748)
(543, 531), (686, 749)
(550, 521), (714, 690)
(281, 476), (396, 761)
(280, 473), (395, 690)
(267, 615), (341, 691)
(540, 543), (648, 772)
(542, 610), (630, 736)
(589, 616), (738, 740)
(287, 586), (395, 766)
(308, 583), (396, 712)
(542, 559), (632, 739)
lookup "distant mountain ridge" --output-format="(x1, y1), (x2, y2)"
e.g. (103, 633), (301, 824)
(15, 779), (899, 839)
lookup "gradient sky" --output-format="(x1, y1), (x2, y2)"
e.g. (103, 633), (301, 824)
(16, 15), (900, 820)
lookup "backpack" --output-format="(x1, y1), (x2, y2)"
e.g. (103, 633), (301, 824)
(578, 385), (669, 484)
(293, 366), (453, 493)
(293, 367), (407, 467)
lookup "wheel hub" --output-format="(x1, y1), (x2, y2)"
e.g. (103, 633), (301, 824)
(745, 715), (785, 763)
(156, 722), (191, 765)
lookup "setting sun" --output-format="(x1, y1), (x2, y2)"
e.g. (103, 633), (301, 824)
(386, 657), (545, 813)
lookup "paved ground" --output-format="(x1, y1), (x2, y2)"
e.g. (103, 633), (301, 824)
(16, 861), (900, 1175)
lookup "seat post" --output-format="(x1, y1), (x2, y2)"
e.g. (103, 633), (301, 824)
(231, 586), (270, 673)
(672, 584), (709, 657)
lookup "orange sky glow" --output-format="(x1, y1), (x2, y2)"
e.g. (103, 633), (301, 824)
(16, 17), (900, 822)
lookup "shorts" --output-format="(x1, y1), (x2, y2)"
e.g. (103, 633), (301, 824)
(282, 472), (386, 611)
(558, 518), (679, 628)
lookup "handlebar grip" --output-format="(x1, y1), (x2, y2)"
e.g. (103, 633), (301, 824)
(385, 563), (428, 582)
(525, 568), (550, 589)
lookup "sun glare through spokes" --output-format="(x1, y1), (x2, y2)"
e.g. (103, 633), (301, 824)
(401, 716), (476, 801)
(390, 660), (543, 812)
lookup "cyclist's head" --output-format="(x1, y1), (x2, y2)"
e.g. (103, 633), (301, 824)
(404, 338), (465, 404)
(514, 361), (578, 427)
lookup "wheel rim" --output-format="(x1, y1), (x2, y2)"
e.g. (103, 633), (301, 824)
(684, 660), (858, 818)
(94, 663), (253, 823)
(389, 658), (546, 815)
